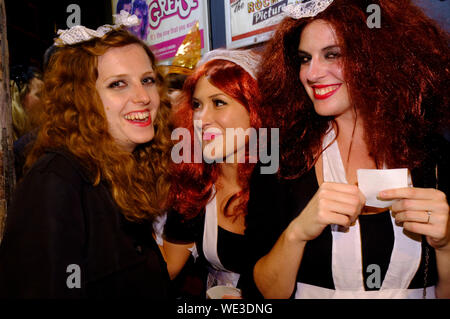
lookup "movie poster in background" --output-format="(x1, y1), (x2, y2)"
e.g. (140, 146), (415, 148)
(225, 0), (298, 49)
(226, 0), (450, 49)
(112, 0), (210, 63)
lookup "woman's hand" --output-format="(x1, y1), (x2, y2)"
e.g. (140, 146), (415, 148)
(287, 182), (366, 243)
(378, 187), (450, 250)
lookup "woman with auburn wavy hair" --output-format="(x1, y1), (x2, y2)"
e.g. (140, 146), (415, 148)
(161, 49), (262, 298)
(242, 0), (450, 299)
(0, 14), (173, 298)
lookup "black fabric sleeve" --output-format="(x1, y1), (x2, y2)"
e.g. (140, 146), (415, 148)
(435, 134), (449, 198)
(411, 133), (449, 196)
(409, 133), (449, 289)
(163, 209), (203, 244)
(239, 165), (288, 299)
(0, 168), (87, 298)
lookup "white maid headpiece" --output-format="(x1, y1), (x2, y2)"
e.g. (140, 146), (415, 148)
(282, 0), (334, 19)
(55, 10), (140, 46)
(197, 49), (261, 80)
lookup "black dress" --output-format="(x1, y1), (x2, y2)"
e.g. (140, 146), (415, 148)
(0, 150), (171, 298)
(164, 202), (249, 295)
(241, 135), (448, 298)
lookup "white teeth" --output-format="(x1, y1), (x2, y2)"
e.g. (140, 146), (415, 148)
(203, 127), (222, 135)
(124, 111), (150, 121)
(314, 85), (339, 96)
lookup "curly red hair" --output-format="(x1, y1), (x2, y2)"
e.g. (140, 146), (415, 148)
(258, 0), (449, 179)
(25, 28), (173, 222)
(168, 59), (262, 219)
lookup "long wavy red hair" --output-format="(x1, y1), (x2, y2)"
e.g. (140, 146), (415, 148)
(168, 59), (262, 219)
(258, 0), (449, 179)
(25, 28), (173, 222)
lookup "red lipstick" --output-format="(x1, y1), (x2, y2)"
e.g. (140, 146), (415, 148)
(311, 84), (341, 100)
(203, 132), (217, 141)
(132, 116), (152, 127)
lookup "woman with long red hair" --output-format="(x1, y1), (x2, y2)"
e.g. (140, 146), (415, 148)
(162, 48), (262, 297)
(243, 0), (449, 299)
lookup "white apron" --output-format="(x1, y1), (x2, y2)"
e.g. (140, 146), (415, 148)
(295, 128), (435, 299)
(202, 191), (240, 290)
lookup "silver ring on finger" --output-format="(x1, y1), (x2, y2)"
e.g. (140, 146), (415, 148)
(425, 211), (431, 224)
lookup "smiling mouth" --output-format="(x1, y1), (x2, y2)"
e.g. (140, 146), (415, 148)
(312, 84), (341, 100)
(202, 128), (222, 141)
(124, 110), (151, 127)
(203, 132), (217, 141)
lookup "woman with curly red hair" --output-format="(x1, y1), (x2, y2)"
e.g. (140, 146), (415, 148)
(162, 48), (262, 297)
(242, 0), (449, 299)
(0, 15), (173, 298)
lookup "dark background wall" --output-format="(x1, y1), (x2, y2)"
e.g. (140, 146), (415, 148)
(209, 0), (226, 49)
(4, 0), (449, 71)
(5, 0), (112, 69)
(414, 0), (449, 32)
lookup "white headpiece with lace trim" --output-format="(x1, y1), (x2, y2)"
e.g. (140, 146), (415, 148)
(282, 0), (334, 19)
(197, 49), (261, 80)
(55, 10), (140, 46)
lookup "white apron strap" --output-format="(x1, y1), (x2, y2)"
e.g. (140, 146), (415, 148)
(381, 173), (422, 290)
(296, 282), (435, 299)
(203, 192), (226, 271)
(202, 191), (240, 289)
(306, 127), (425, 298)
(322, 128), (365, 290)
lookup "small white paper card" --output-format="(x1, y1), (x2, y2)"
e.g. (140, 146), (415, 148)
(357, 168), (409, 208)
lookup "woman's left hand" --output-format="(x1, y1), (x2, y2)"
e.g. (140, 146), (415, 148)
(378, 187), (450, 250)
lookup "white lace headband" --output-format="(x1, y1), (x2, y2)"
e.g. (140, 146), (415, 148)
(54, 10), (140, 46)
(197, 49), (261, 80)
(282, 0), (334, 19)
